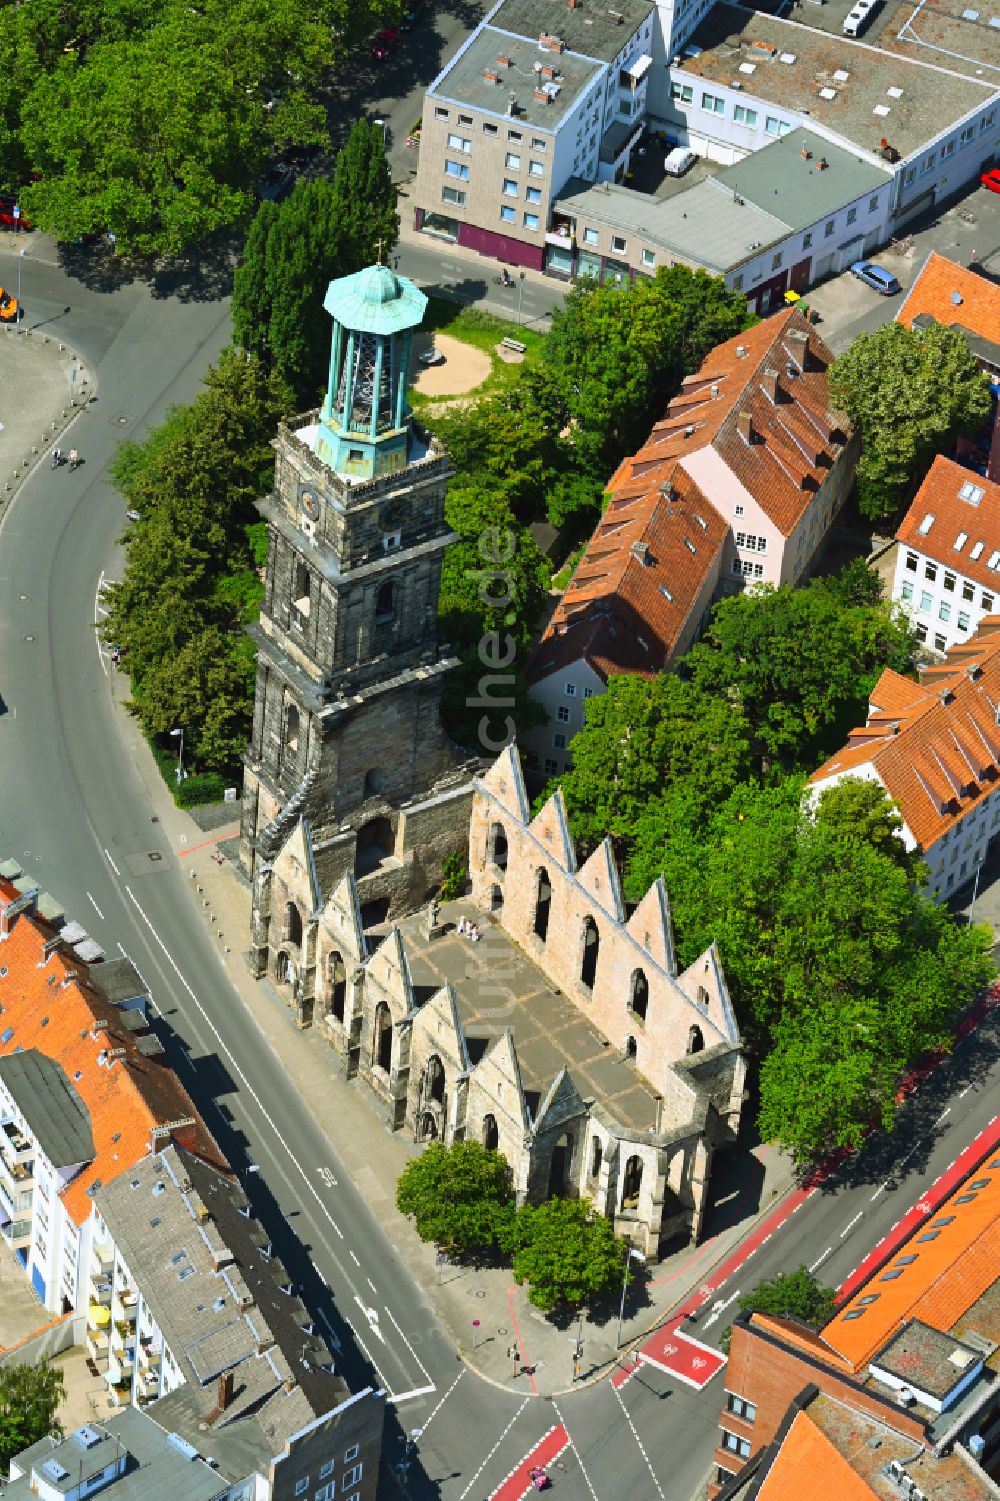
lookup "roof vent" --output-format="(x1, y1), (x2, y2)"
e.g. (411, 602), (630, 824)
(684, 424), (695, 437)
(710, 382), (720, 396)
(483, 68), (500, 84)
(736, 344), (747, 358)
(507, 91), (518, 117)
(817, 157), (828, 170)
(660, 482), (678, 501)
(897, 1386), (916, 1406)
(631, 541), (651, 565)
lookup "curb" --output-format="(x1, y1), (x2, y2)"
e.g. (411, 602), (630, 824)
(0, 326), (96, 517)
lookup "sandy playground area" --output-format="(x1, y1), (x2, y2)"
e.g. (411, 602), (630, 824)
(411, 332), (492, 398)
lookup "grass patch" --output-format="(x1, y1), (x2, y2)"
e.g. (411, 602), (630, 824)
(410, 297), (549, 413)
(551, 543), (586, 591)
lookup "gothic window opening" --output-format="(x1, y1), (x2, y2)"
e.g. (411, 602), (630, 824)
(356, 817), (394, 877)
(590, 1138), (603, 1180)
(548, 1133), (571, 1198)
(580, 916), (600, 991)
(696, 985), (710, 1010)
(490, 884), (504, 913)
(687, 1024), (705, 1055)
(483, 1114), (499, 1151)
(622, 1155), (643, 1211)
(418, 1112), (438, 1141)
(328, 951), (346, 1023)
(284, 902), (303, 948)
(424, 1054), (445, 1106)
(293, 560), (311, 624)
(284, 703), (300, 756)
(629, 969), (649, 1022)
(373, 1002), (393, 1074)
(533, 869), (552, 942)
(487, 821), (508, 870)
(374, 581), (396, 626)
(363, 768), (385, 799)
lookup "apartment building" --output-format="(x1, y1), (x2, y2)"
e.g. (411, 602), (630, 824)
(810, 620), (1000, 900)
(710, 1137), (1000, 1496)
(891, 458), (1000, 656)
(94, 1144), (384, 1501)
(0, 870), (225, 1319)
(413, 0), (658, 269)
(524, 305), (854, 774)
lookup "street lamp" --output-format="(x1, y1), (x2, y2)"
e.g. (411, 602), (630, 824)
(398, 1427), (423, 1474)
(517, 270), (526, 326)
(17, 247), (26, 332)
(616, 1247), (646, 1349)
(169, 726), (185, 785)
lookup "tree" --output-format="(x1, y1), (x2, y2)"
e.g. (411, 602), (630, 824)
(101, 347), (287, 773)
(508, 1198), (627, 1312)
(829, 322), (992, 520)
(0, 1360), (65, 1469)
(395, 1141), (515, 1257)
(550, 673), (753, 859)
(233, 121), (397, 405)
(719, 1267), (837, 1353)
(684, 572), (915, 773)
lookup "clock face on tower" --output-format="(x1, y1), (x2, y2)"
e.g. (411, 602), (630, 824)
(298, 483), (321, 521)
(380, 499), (406, 533)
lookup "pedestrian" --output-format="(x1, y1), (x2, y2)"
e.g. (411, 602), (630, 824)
(51, 446), (62, 468)
(68, 447), (79, 470)
(457, 916), (467, 935)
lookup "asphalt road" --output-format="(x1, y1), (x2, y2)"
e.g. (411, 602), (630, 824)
(1, 236), (1000, 1501)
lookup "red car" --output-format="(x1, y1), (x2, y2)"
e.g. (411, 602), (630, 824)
(371, 27), (400, 60)
(982, 168), (1000, 194)
(0, 197), (30, 230)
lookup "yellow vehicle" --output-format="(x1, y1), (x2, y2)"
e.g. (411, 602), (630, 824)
(0, 287), (18, 323)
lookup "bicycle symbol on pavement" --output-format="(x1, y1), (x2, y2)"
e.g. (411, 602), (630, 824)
(317, 1166), (338, 1189)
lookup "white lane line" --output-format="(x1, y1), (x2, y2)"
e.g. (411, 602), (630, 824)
(87, 891), (105, 920)
(552, 1403), (599, 1501)
(367, 1277), (377, 1293)
(959, 1085), (972, 1098)
(383, 1304), (434, 1386)
(349, 1250), (360, 1266)
(459, 1398), (530, 1500)
(840, 1212), (863, 1239)
(870, 1184), (888, 1201)
(344, 1318), (384, 1381)
(391, 1385), (436, 1404)
(104, 848), (120, 878)
(936, 1108), (952, 1125)
(613, 1383), (666, 1501)
(419, 1371), (465, 1437)
(809, 1247), (833, 1273)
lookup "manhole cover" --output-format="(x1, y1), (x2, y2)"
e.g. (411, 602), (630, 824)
(22, 634), (34, 643)
(18, 593), (27, 601)
(148, 851), (162, 862)
(475, 1290), (487, 1300)
(113, 414), (131, 426)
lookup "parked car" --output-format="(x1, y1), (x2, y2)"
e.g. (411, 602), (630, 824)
(0, 197), (30, 231)
(371, 28), (400, 61)
(844, 0), (879, 36)
(258, 163), (294, 201)
(850, 260), (901, 295)
(664, 146), (697, 177)
(0, 287), (18, 322)
(981, 168), (1000, 195)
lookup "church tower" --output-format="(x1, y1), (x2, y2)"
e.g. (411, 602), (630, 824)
(240, 262), (474, 984)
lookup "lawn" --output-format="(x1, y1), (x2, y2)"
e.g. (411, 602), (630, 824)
(409, 296), (548, 412)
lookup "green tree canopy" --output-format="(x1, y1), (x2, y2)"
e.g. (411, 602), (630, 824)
(232, 120), (398, 406)
(0, 1360), (65, 1469)
(719, 1267), (837, 1353)
(395, 1141), (515, 1257)
(101, 347), (288, 773)
(508, 1198), (627, 1312)
(829, 322), (992, 520)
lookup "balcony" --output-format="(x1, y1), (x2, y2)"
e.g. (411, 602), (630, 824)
(91, 1242), (114, 1275)
(1, 1217), (32, 1249)
(136, 1367), (161, 1403)
(86, 1330), (110, 1368)
(1, 1122), (33, 1164)
(89, 1276), (112, 1307)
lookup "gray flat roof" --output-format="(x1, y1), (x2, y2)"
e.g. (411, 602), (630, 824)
(0, 1050), (94, 1169)
(714, 128), (890, 231)
(8, 1409), (226, 1501)
(88, 958), (147, 1009)
(493, 0), (656, 61)
(554, 175), (790, 271)
(678, 4), (997, 161)
(432, 26), (603, 129)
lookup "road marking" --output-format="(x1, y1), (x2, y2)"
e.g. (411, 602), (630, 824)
(809, 1248), (832, 1273)
(613, 1383), (666, 1501)
(316, 1308), (342, 1353)
(936, 1107), (952, 1125)
(870, 1183), (887, 1200)
(840, 1212), (863, 1239)
(382, 1304), (434, 1388)
(459, 1399), (530, 1500)
(87, 891), (105, 920)
(390, 1385), (436, 1404)
(959, 1085), (972, 1098)
(349, 1249), (360, 1266)
(104, 848), (120, 878)
(354, 1296), (384, 1342)
(367, 1277), (377, 1292)
(419, 1371), (465, 1437)
(551, 1404), (599, 1501)
(317, 1166), (338, 1189)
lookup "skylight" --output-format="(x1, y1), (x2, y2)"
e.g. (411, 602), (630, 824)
(988, 551), (1000, 571)
(971, 541), (985, 560)
(917, 513), (935, 535)
(887, 85), (903, 97)
(954, 531), (968, 551)
(959, 481), (984, 505)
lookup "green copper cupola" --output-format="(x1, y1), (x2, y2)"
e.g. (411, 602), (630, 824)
(311, 262), (427, 481)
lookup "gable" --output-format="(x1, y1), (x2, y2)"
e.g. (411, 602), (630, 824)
(532, 1067), (587, 1135)
(625, 878), (676, 977)
(365, 928), (415, 1017)
(476, 745), (530, 824)
(526, 788), (577, 874)
(411, 983), (470, 1072)
(272, 818), (321, 916)
(319, 875), (367, 964)
(576, 839), (625, 922)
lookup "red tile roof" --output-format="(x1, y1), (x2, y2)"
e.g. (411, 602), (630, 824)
(527, 461), (727, 686)
(0, 882), (227, 1225)
(896, 251), (1000, 350)
(810, 619), (1000, 851)
(896, 457), (1000, 593)
(824, 1143), (1000, 1372)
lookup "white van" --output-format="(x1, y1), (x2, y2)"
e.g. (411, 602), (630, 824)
(844, 0), (878, 36)
(664, 146), (697, 177)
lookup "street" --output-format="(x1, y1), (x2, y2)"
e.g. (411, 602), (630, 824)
(1, 197), (1000, 1501)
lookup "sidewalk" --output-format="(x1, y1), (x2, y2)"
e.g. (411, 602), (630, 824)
(113, 679), (796, 1397)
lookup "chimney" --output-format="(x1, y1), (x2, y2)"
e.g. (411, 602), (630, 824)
(737, 411), (754, 445)
(786, 327), (810, 370)
(799, 147), (811, 160)
(761, 368), (780, 403)
(218, 1370), (234, 1411)
(497, 53), (512, 66)
(817, 157), (828, 170)
(966, 664), (983, 682)
(534, 89), (551, 104)
(507, 91), (518, 116)
(659, 481), (677, 502)
(736, 344), (747, 358)
(483, 68), (500, 84)
(880, 137), (888, 150)
(631, 541), (651, 565)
